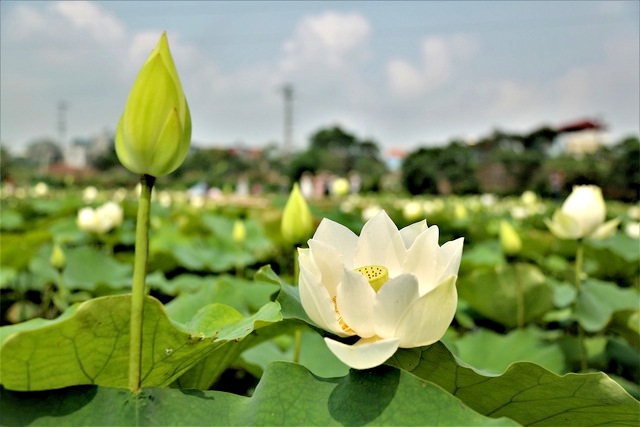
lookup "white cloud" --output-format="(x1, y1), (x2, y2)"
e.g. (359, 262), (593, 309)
(387, 35), (479, 97)
(8, 4), (48, 40)
(1, 2), (150, 150)
(1, 2), (637, 153)
(54, 1), (125, 44)
(1, 3), (380, 150)
(267, 11), (379, 147)
(280, 11), (371, 72)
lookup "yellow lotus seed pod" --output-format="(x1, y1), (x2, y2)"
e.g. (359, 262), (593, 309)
(354, 265), (389, 292)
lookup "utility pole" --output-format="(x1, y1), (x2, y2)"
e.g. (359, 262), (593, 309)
(282, 83), (293, 156)
(57, 100), (68, 164)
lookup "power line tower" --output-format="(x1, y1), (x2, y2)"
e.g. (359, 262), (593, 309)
(281, 83), (293, 156)
(57, 100), (68, 163)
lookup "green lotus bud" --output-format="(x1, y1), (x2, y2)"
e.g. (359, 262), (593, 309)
(115, 32), (191, 177)
(499, 220), (522, 256)
(233, 219), (246, 244)
(281, 183), (313, 245)
(332, 178), (350, 196)
(50, 244), (66, 270)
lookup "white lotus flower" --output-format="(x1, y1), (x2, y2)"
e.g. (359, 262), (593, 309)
(82, 186), (99, 203)
(77, 207), (99, 233)
(480, 193), (497, 207)
(98, 202), (124, 230)
(298, 210), (463, 370)
(77, 202), (123, 234)
(521, 190), (538, 206)
(361, 204), (383, 221)
(545, 185), (619, 240)
(625, 222), (640, 240)
(628, 205), (640, 221)
(402, 200), (423, 222)
(32, 182), (49, 197)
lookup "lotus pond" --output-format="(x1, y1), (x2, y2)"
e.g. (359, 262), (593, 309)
(0, 183), (639, 426)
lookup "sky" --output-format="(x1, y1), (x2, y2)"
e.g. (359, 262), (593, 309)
(1, 1), (639, 155)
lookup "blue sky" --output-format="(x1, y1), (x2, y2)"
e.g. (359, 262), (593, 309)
(1, 1), (638, 154)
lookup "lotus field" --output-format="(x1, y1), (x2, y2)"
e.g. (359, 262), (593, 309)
(0, 181), (638, 425)
(1, 32), (639, 426)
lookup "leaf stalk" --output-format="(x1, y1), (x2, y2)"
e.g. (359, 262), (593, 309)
(129, 174), (155, 392)
(574, 240), (588, 371)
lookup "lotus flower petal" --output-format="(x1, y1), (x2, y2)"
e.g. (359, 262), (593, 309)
(337, 270), (377, 338)
(324, 336), (400, 370)
(373, 274), (420, 339)
(395, 275), (458, 348)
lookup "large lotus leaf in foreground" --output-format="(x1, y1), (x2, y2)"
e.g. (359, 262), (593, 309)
(387, 342), (639, 426)
(0, 295), (281, 391)
(0, 362), (514, 426)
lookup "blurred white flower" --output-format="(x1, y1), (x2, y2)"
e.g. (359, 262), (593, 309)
(510, 206), (529, 220)
(82, 186), (99, 203)
(32, 182), (49, 197)
(77, 207), (100, 233)
(158, 190), (172, 207)
(402, 200), (423, 222)
(99, 202), (124, 229)
(77, 202), (123, 234)
(521, 190), (538, 206)
(298, 211), (463, 369)
(190, 195), (205, 208)
(545, 185), (619, 240)
(628, 205), (640, 221)
(340, 199), (356, 214)
(362, 204), (383, 222)
(480, 193), (497, 207)
(625, 222), (640, 239)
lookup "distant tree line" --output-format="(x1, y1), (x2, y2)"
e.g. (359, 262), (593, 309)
(2, 124), (638, 200)
(401, 128), (639, 201)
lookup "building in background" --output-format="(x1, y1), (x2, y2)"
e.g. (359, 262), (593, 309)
(554, 119), (607, 156)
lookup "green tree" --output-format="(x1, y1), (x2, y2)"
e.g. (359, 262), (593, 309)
(290, 126), (387, 192)
(91, 143), (121, 171)
(402, 147), (439, 194)
(402, 142), (478, 195)
(0, 145), (11, 181)
(608, 136), (640, 200)
(494, 148), (545, 191)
